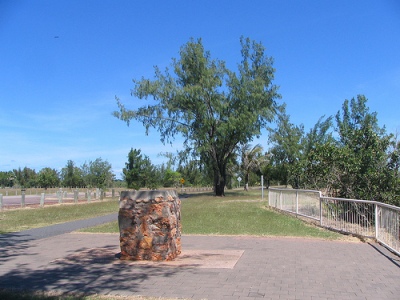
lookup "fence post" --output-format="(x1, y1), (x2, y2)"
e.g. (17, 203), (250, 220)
(58, 190), (62, 204)
(74, 189), (78, 203)
(375, 204), (379, 240)
(112, 189), (115, 198)
(296, 190), (299, 215)
(261, 175), (264, 201)
(319, 192), (323, 227)
(21, 189), (25, 207)
(87, 190), (91, 203)
(0, 194), (3, 210)
(40, 193), (45, 207)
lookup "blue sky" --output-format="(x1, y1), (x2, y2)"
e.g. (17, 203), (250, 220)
(1, 0), (399, 179)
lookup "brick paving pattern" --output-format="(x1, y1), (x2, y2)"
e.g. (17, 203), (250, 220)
(1, 217), (399, 299)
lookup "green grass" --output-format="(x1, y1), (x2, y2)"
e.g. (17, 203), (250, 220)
(0, 189), (342, 238)
(0, 289), (180, 300)
(80, 189), (341, 239)
(0, 199), (119, 234)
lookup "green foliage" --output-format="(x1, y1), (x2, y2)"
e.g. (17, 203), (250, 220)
(114, 37), (281, 196)
(0, 171), (14, 187)
(61, 160), (85, 188)
(302, 95), (397, 202)
(162, 168), (182, 187)
(13, 167), (37, 188)
(268, 107), (304, 187)
(332, 95), (396, 202)
(123, 148), (158, 190)
(295, 115), (334, 189)
(3, 159), (117, 190)
(81, 158), (114, 189)
(267, 94), (399, 205)
(37, 167), (60, 189)
(176, 160), (212, 187)
(240, 143), (266, 190)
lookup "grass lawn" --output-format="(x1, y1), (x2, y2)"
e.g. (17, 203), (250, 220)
(0, 199), (119, 234)
(0, 189), (341, 239)
(80, 189), (341, 239)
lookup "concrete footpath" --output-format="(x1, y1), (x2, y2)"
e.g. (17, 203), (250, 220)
(1, 215), (400, 300)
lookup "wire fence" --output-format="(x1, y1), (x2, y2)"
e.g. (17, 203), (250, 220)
(269, 187), (400, 256)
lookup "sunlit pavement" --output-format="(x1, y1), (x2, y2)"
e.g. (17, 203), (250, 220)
(1, 217), (399, 300)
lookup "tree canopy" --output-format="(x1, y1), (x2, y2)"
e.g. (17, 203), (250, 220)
(240, 143), (266, 191)
(81, 158), (114, 189)
(37, 167), (60, 189)
(267, 95), (399, 205)
(123, 148), (158, 190)
(61, 160), (85, 188)
(114, 37), (281, 195)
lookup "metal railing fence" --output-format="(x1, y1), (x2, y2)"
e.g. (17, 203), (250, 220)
(268, 187), (400, 256)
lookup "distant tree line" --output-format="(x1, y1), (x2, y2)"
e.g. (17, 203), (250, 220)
(0, 158), (114, 190)
(122, 148), (214, 190)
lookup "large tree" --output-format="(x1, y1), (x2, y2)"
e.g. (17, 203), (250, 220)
(301, 95), (399, 204)
(334, 95), (394, 201)
(114, 37), (281, 196)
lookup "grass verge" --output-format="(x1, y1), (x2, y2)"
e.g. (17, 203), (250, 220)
(0, 289), (182, 300)
(80, 189), (341, 239)
(0, 199), (118, 234)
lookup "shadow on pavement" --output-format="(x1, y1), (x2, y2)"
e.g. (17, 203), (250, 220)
(368, 242), (400, 268)
(0, 244), (198, 295)
(0, 232), (36, 264)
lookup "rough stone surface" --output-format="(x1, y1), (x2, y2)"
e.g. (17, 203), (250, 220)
(118, 190), (181, 261)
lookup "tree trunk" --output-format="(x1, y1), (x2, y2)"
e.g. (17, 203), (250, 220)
(214, 179), (225, 196)
(213, 162), (226, 196)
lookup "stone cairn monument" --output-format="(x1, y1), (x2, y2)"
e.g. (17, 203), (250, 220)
(118, 190), (182, 261)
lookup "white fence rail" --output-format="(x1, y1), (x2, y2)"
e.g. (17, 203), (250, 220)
(268, 187), (400, 256)
(0, 188), (115, 210)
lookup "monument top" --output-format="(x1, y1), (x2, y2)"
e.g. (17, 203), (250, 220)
(120, 190), (177, 200)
